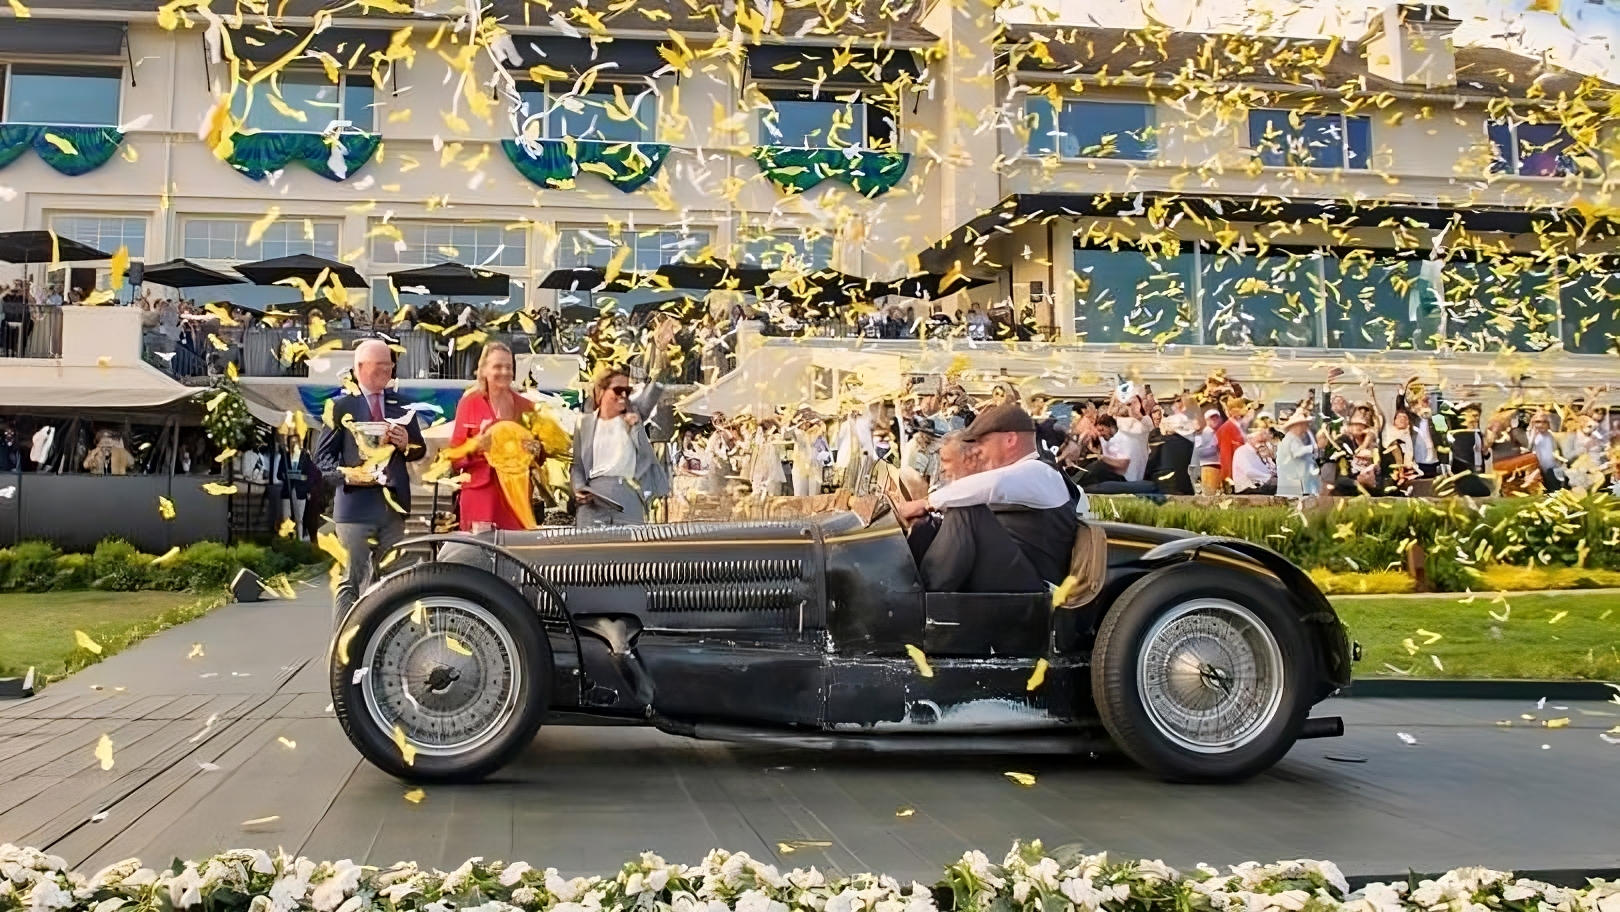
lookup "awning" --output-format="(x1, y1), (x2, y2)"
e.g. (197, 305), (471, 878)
(0, 231), (109, 265)
(228, 27), (399, 64)
(0, 362), (198, 410)
(919, 192), (1620, 272)
(0, 20), (126, 57)
(748, 45), (920, 83)
(508, 36), (669, 76)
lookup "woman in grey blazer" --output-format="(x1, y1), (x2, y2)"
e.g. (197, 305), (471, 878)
(570, 369), (670, 525)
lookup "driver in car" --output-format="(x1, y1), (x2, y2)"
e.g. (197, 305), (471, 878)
(895, 404), (1081, 593)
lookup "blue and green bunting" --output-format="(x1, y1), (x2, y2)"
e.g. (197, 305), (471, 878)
(501, 139), (670, 193)
(0, 125), (125, 176)
(224, 131), (382, 182)
(750, 146), (910, 198)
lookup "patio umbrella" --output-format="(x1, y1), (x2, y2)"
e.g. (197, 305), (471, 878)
(653, 262), (773, 292)
(763, 269), (878, 306)
(630, 296), (701, 319)
(538, 267), (651, 293)
(234, 253), (368, 288)
(559, 303), (626, 322)
(388, 262), (511, 296)
(140, 258), (246, 288)
(879, 271), (993, 300)
(0, 230), (108, 263)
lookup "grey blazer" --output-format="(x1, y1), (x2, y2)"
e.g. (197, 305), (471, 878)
(570, 383), (671, 500)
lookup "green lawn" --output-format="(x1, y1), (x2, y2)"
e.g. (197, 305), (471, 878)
(0, 590), (226, 682)
(1333, 592), (1620, 680)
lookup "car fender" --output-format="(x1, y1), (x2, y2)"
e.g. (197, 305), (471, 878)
(1138, 535), (1353, 695)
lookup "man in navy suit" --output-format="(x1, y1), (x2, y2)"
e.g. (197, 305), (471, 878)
(317, 339), (425, 626)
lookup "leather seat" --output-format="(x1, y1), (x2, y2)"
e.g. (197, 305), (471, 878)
(1056, 521), (1107, 609)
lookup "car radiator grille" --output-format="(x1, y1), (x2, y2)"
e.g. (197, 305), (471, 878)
(646, 583), (800, 613)
(532, 559), (803, 587)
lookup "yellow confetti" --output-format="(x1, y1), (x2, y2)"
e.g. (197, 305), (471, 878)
(1004, 771), (1037, 787)
(392, 724), (417, 766)
(94, 734), (114, 770)
(41, 132), (77, 156)
(240, 816), (280, 829)
(1550, 611), (1569, 624)
(157, 496), (176, 520)
(188, 642), (204, 659)
(75, 630), (103, 655)
(202, 483), (238, 496)
(1416, 629), (1442, 645)
(404, 788), (426, 804)
(895, 806), (915, 817)
(1026, 658), (1049, 691)
(151, 546), (181, 565)
(278, 736), (297, 749)
(444, 636), (473, 656)
(108, 245), (130, 291)
(905, 644), (933, 678)
(278, 518), (297, 537)
(8, 0), (31, 19)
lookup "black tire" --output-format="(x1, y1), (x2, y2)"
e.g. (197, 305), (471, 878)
(1091, 562), (1312, 783)
(331, 562), (552, 783)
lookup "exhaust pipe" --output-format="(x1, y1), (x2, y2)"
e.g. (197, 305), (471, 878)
(1300, 716), (1344, 739)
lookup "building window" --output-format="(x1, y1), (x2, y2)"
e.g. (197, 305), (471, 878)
(52, 215), (145, 258)
(740, 231), (834, 270)
(1026, 98), (1156, 160)
(1324, 256), (1436, 351)
(369, 222), (527, 267)
(1072, 247), (1195, 344)
(181, 218), (340, 261)
(3, 64), (122, 126)
(1487, 120), (1579, 177)
(1438, 259), (1560, 352)
(515, 81), (657, 143)
(556, 227), (709, 272)
(1561, 262), (1620, 355)
(1248, 109), (1371, 169)
(232, 71), (376, 133)
(758, 87), (893, 149)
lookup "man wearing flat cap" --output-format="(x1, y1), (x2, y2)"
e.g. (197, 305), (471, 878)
(894, 403), (1085, 593)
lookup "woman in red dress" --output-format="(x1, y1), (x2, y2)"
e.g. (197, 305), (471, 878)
(448, 342), (542, 531)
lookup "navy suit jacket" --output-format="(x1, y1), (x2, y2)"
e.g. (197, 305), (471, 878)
(315, 391), (427, 524)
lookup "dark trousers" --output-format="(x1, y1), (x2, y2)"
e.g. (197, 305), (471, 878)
(1235, 481), (1277, 495)
(906, 505), (1044, 593)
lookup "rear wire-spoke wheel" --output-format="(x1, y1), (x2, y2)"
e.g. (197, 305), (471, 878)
(1137, 600), (1284, 753)
(1092, 563), (1311, 782)
(362, 598), (522, 758)
(332, 562), (551, 783)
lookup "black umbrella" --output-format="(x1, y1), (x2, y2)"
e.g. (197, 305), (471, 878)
(559, 303), (627, 322)
(141, 258), (246, 288)
(653, 262), (773, 291)
(879, 271), (994, 300)
(763, 269), (879, 306)
(0, 230), (108, 264)
(389, 262), (511, 296)
(630, 296), (700, 318)
(539, 267), (668, 293)
(234, 253), (368, 289)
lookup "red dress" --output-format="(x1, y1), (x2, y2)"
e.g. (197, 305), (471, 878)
(449, 392), (537, 531)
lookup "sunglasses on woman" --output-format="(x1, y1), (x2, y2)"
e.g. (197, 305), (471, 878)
(610, 386), (633, 396)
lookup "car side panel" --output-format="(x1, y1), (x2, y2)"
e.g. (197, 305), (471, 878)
(639, 637), (827, 726)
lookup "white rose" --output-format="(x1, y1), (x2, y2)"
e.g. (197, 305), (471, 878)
(500, 863), (533, 888)
(547, 873), (583, 903)
(789, 869), (826, 891)
(647, 870), (671, 894)
(334, 896), (364, 912)
(312, 862), (364, 912)
(1596, 892), (1620, 912)
(1272, 890), (1311, 911)
(27, 878), (72, 912)
(512, 887), (539, 906)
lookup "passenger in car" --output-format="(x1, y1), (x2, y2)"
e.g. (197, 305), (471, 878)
(895, 405), (1081, 593)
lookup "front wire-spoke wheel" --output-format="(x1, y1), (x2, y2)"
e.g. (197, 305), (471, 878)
(362, 597), (523, 758)
(332, 562), (552, 783)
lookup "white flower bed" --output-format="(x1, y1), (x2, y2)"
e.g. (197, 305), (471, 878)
(4, 842), (1617, 912)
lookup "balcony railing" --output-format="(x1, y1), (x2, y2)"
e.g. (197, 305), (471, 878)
(141, 325), (566, 381)
(0, 305), (64, 358)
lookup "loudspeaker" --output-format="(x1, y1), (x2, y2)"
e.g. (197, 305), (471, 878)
(0, 667), (35, 700)
(128, 262), (145, 288)
(231, 568), (266, 603)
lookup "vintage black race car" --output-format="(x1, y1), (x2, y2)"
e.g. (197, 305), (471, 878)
(330, 511), (1354, 784)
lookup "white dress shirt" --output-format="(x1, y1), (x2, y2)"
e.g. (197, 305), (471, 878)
(927, 452), (1073, 511)
(1232, 443), (1275, 493)
(590, 415), (637, 480)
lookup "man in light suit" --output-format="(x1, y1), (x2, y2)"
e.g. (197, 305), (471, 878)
(571, 368), (669, 525)
(316, 339), (426, 625)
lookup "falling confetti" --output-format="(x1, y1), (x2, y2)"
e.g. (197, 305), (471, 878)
(1026, 658), (1049, 691)
(94, 734), (114, 770)
(188, 643), (205, 659)
(278, 737), (297, 749)
(904, 644), (933, 678)
(404, 788), (426, 804)
(1004, 772), (1038, 787)
(75, 631), (103, 655)
(1397, 732), (1418, 745)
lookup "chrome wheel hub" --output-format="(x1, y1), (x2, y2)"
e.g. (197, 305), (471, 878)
(360, 597), (521, 757)
(1137, 598), (1284, 753)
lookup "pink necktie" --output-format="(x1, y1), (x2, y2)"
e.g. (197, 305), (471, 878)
(368, 394), (383, 421)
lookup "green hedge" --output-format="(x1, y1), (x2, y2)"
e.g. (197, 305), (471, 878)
(1092, 490), (1620, 592)
(0, 537), (325, 593)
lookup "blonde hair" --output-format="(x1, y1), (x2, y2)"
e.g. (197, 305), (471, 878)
(468, 341), (516, 400)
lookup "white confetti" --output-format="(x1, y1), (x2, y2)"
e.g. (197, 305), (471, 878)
(1397, 732), (1418, 745)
